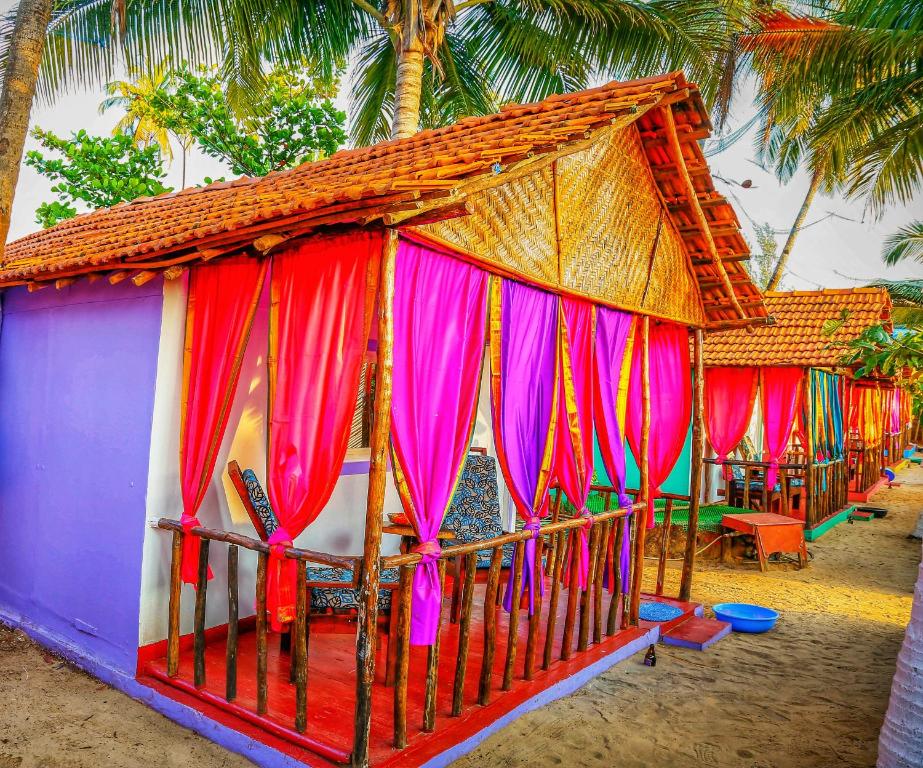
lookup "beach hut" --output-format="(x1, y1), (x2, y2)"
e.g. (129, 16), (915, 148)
(700, 288), (896, 545)
(0, 72), (765, 767)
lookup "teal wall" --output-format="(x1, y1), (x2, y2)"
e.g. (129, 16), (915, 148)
(592, 423), (692, 495)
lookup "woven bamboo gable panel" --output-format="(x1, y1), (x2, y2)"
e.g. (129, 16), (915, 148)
(422, 126), (705, 325)
(420, 164), (559, 286)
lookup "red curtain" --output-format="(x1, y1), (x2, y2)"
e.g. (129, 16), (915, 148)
(180, 256), (268, 586)
(760, 367), (804, 490)
(704, 367), (758, 479)
(266, 231), (380, 630)
(626, 322), (692, 528)
(553, 297), (596, 588)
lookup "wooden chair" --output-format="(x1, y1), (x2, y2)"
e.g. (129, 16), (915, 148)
(227, 461), (400, 615)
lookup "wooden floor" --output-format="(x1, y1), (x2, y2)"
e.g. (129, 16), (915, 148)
(142, 584), (698, 767)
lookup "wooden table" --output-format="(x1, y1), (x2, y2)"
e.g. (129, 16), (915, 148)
(721, 512), (808, 571)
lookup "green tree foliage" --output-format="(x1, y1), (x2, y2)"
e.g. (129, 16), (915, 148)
(746, 221), (782, 290)
(148, 65), (347, 177)
(25, 128), (171, 227)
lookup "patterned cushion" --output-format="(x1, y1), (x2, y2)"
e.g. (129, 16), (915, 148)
(444, 454), (514, 569)
(239, 468), (395, 612)
(241, 469), (279, 538)
(307, 565), (398, 612)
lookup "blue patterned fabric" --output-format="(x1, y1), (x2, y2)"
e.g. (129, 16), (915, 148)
(307, 566), (398, 611)
(238, 467), (396, 612)
(444, 454), (515, 569)
(241, 469), (279, 538)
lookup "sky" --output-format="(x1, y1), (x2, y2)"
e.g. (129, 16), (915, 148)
(7, 19), (922, 289)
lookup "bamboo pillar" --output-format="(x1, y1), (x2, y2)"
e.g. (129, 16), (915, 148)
(804, 372), (815, 528)
(629, 316), (651, 625)
(680, 328), (704, 602)
(352, 228), (397, 768)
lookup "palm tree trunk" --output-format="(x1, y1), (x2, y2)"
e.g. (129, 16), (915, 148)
(766, 165), (824, 291)
(878, 542), (923, 767)
(391, 38), (425, 140)
(0, 0), (53, 256)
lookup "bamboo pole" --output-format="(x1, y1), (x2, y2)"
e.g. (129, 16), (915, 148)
(167, 530), (182, 678)
(680, 328), (704, 601)
(226, 546), (239, 702)
(629, 316), (651, 625)
(353, 228), (397, 768)
(478, 548), (503, 706)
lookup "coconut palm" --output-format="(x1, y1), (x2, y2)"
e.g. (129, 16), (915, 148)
(100, 61), (175, 160)
(868, 278), (923, 329)
(731, 2), (923, 285)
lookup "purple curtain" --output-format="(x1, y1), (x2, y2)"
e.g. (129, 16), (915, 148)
(593, 307), (635, 593)
(489, 279), (559, 613)
(390, 239), (489, 646)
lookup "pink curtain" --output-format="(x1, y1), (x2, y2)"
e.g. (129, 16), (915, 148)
(490, 279), (559, 613)
(267, 231), (380, 631)
(594, 307), (634, 593)
(704, 367), (759, 479)
(554, 298), (596, 589)
(180, 256), (267, 586)
(626, 322), (692, 529)
(390, 239), (488, 646)
(760, 367), (804, 490)
(890, 389), (902, 434)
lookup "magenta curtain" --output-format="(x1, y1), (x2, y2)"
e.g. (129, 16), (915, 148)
(390, 239), (488, 646)
(626, 322), (692, 529)
(180, 256), (267, 587)
(490, 279), (559, 613)
(267, 231), (380, 631)
(593, 307), (634, 593)
(704, 367), (759, 480)
(554, 297), (596, 589)
(759, 367), (804, 490)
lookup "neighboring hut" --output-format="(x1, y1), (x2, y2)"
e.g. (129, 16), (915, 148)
(701, 288), (895, 541)
(0, 73), (765, 768)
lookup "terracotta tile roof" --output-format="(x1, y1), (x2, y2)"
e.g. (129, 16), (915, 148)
(703, 288), (893, 367)
(1, 71), (764, 325)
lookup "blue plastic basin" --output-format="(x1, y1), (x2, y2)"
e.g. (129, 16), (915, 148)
(712, 603), (779, 633)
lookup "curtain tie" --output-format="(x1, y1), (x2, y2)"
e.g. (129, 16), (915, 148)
(716, 452), (733, 481)
(524, 516), (542, 538)
(413, 539), (442, 564)
(266, 527), (297, 633)
(180, 513), (212, 587)
(568, 507), (593, 590)
(766, 460), (780, 491)
(617, 492), (633, 510)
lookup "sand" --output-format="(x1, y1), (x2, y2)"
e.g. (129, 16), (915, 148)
(0, 466), (919, 768)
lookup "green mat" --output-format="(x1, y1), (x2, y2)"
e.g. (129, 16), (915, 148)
(558, 491), (752, 533)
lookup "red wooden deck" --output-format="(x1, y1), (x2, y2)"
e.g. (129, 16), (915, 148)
(140, 586), (697, 767)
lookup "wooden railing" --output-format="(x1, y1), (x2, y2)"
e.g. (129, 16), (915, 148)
(378, 501), (643, 750)
(157, 518), (358, 763)
(849, 441), (884, 494)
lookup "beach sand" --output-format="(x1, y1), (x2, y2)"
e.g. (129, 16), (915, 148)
(0, 466), (919, 768)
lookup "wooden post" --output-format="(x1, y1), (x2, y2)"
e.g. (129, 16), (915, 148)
(422, 560), (447, 733)
(393, 565), (414, 749)
(478, 547), (503, 705)
(578, 524), (600, 651)
(226, 545), (239, 702)
(593, 519), (610, 644)
(629, 316), (651, 625)
(193, 538), (210, 689)
(523, 537), (544, 680)
(502, 540), (525, 690)
(804, 373), (815, 528)
(256, 551), (268, 716)
(542, 529), (567, 670)
(451, 553), (477, 716)
(607, 518), (624, 635)
(656, 499), (672, 597)
(560, 530), (580, 660)
(295, 559), (308, 733)
(353, 228), (397, 768)
(680, 329), (704, 601)
(167, 530), (183, 678)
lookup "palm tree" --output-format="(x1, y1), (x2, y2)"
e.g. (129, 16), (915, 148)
(868, 278), (923, 328)
(212, 0), (751, 145)
(100, 62), (174, 160)
(732, 3), (923, 285)
(884, 223), (923, 268)
(0, 0), (53, 257)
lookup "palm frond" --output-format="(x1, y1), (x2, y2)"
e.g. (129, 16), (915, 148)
(348, 30), (396, 147)
(882, 221), (923, 266)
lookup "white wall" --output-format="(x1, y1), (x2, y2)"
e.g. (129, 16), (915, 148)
(138, 282), (507, 646)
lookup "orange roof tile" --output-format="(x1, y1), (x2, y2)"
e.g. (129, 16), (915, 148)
(703, 288), (893, 367)
(0, 71), (764, 325)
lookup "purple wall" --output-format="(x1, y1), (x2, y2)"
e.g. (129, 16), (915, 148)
(0, 279), (163, 675)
